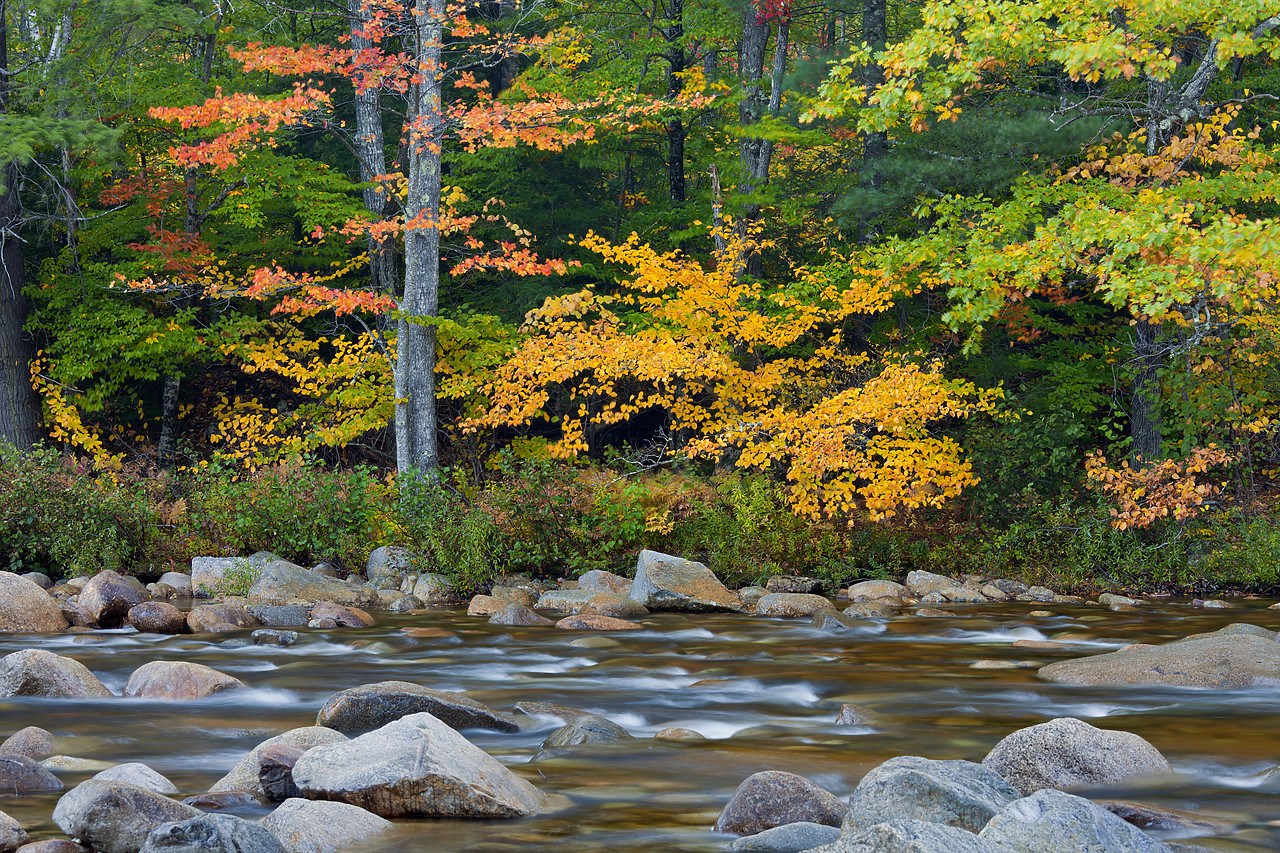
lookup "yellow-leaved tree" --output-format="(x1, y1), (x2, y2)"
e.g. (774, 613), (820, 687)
(473, 225), (999, 521)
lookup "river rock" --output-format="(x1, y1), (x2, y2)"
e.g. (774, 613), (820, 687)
(584, 592), (648, 619)
(513, 701), (592, 722)
(60, 598), (88, 628)
(309, 602), (374, 628)
(156, 573), (192, 597)
(0, 811), (26, 852)
(41, 757), (115, 773)
(739, 587), (768, 606)
(847, 580), (906, 600)
(191, 557), (256, 596)
(653, 727), (706, 742)
(835, 704), (873, 726)
(904, 571), (956, 596)
(208, 727), (348, 795)
(766, 576), (824, 594)
(628, 550), (743, 612)
(1100, 801), (1228, 834)
(0, 649), (112, 698)
(1098, 593), (1141, 607)
(843, 601), (892, 618)
(409, 573), (460, 605)
(139, 813), (285, 853)
(317, 681), (517, 735)
(124, 662), (245, 701)
(534, 589), (597, 612)
(258, 745), (309, 802)
(252, 629), (298, 647)
(245, 606), (308, 627)
(127, 603), (187, 634)
(815, 819), (1018, 853)
(365, 546), (412, 589)
(52, 780), (202, 853)
(940, 586), (989, 603)
(0, 572), (70, 633)
(844, 756), (1019, 833)
(260, 798), (391, 853)
(981, 717), (1172, 795)
(466, 595), (506, 616)
(979, 789), (1172, 853)
(91, 764), (178, 795)
(1038, 626), (1280, 688)
(0, 756), (63, 793)
(578, 570), (632, 595)
(488, 605), (555, 627)
(755, 593), (831, 618)
(16, 842), (87, 853)
(181, 791), (270, 811)
(555, 614), (643, 630)
(488, 585), (538, 607)
(540, 714), (632, 749)
(20, 572), (51, 590)
(0, 726), (54, 759)
(812, 611), (869, 632)
(186, 604), (258, 634)
(729, 821), (841, 851)
(292, 712), (544, 818)
(714, 771), (848, 835)
(76, 571), (149, 629)
(248, 559), (378, 608)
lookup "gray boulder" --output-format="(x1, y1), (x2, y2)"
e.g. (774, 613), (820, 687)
(157, 573), (192, 597)
(410, 573), (460, 605)
(365, 546), (412, 589)
(20, 571), (52, 589)
(979, 789), (1173, 853)
(0, 572), (69, 633)
(578, 570), (632, 595)
(755, 593), (831, 618)
(0, 810), (26, 852)
(715, 771), (848, 835)
(291, 712), (544, 818)
(533, 589), (597, 612)
(140, 813), (285, 853)
(1039, 626), (1280, 688)
(208, 727), (348, 795)
(0, 649), (112, 698)
(92, 763), (179, 794)
(251, 630), (298, 647)
(316, 681), (518, 735)
(186, 604), (259, 634)
(127, 602), (188, 634)
(0, 755), (63, 793)
(124, 662), (245, 701)
(259, 798), (391, 853)
(812, 820), (1018, 853)
(0, 726), (54, 759)
(245, 606), (308, 628)
(78, 571), (149, 628)
(904, 571), (956, 596)
(847, 580), (906, 600)
(247, 560), (377, 608)
(844, 756), (1020, 833)
(628, 550), (743, 612)
(489, 604), (555, 626)
(52, 779), (202, 853)
(729, 821), (841, 851)
(982, 718), (1172, 796)
(539, 714), (632, 749)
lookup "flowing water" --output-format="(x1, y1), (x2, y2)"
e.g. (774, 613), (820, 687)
(2, 602), (1280, 851)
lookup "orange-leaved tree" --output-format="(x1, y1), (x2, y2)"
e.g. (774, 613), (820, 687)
(474, 223), (999, 521)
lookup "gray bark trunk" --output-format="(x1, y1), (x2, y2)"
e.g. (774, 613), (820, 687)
(394, 0), (445, 475)
(0, 0), (40, 452)
(348, 0), (397, 297)
(1130, 319), (1163, 462)
(665, 0), (685, 203)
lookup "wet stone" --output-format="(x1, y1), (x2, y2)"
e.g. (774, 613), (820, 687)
(540, 714), (633, 749)
(714, 771), (848, 836)
(488, 605), (555, 627)
(317, 681), (518, 735)
(0, 726), (54, 759)
(251, 629), (298, 647)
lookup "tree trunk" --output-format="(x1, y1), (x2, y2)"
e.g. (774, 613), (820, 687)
(735, 12), (787, 277)
(665, 0), (685, 203)
(348, 0), (397, 297)
(860, 0), (887, 163)
(156, 374), (181, 465)
(0, 1), (40, 452)
(1130, 318), (1163, 462)
(395, 0), (445, 475)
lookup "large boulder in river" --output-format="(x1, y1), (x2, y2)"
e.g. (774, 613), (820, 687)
(488, 605), (555, 627)
(714, 771), (848, 835)
(578, 570), (632, 595)
(539, 714), (632, 749)
(0, 649), (112, 698)
(209, 727), (348, 795)
(1038, 624), (1280, 688)
(0, 571), (69, 633)
(978, 789), (1173, 853)
(124, 661), (246, 701)
(847, 580), (906, 600)
(0, 755), (63, 793)
(186, 604), (258, 634)
(843, 756), (1020, 834)
(0, 725), (54, 759)
(52, 779), (202, 853)
(247, 559), (377, 608)
(981, 717), (1172, 796)
(534, 589), (597, 613)
(292, 712), (545, 818)
(260, 798), (391, 853)
(77, 570), (149, 628)
(628, 550), (743, 613)
(92, 763), (179, 795)
(140, 813), (286, 853)
(818, 820), (1019, 853)
(755, 593), (831, 618)
(127, 602), (188, 634)
(316, 681), (518, 735)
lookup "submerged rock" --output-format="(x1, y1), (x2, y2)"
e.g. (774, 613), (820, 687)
(982, 717), (1172, 796)
(52, 780), (201, 853)
(554, 614), (643, 631)
(715, 771), (847, 835)
(316, 681), (518, 735)
(540, 714), (632, 749)
(627, 550), (743, 613)
(291, 713), (545, 818)
(978, 789), (1173, 853)
(843, 756), (1019, 834)
(259, 798), (391, 853)
(0, 649), (112, 698)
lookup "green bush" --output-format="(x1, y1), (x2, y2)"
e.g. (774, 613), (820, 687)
(395, 470), (500, 594)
